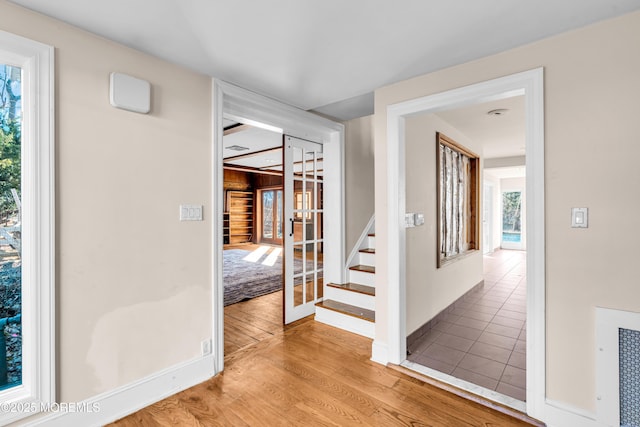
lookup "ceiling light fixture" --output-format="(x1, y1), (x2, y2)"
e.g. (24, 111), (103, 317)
(487, 108), (509, 117)
(226, 145), (250, 151)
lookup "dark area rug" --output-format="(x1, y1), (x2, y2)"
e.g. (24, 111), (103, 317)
(224, 249), (283, 306)
(223, 248), (322, 306)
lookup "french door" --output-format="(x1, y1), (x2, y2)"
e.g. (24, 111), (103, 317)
(259, 188), (283, 245)
(283, 135), (324, 324)
(501, 190), (524, 250)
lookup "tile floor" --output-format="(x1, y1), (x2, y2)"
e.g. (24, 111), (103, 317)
(407, 250), (527, 401)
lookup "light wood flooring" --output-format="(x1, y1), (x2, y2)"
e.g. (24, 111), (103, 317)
(110, 290), (542, 426)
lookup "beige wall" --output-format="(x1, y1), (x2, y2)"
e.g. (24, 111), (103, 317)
(405, 113), (483, 334)
(344, 115), (374, 252)
(375, 10), (640, 412)
(0, 2), (212, 402)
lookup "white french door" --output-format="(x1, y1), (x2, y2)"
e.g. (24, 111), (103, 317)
(283, 135), (324, 324)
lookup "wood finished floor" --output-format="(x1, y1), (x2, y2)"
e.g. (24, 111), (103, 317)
(110, 292), (540, 426)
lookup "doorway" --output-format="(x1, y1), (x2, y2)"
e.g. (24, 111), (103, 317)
(384, 69), (545, 418)
(212, 81), (345, 374)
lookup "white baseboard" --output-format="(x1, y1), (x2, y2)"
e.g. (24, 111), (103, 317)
(544, 399), (601, 427)
(370, 340), (388, 365)
(25, 355), (216, 427)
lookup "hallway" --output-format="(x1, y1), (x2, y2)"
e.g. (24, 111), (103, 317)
(407, 250), (527, 401)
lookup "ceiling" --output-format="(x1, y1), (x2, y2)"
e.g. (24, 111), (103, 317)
(225, 95), (525, 177)
(10, 0), (640, 120)
(435, 96), (525, 159)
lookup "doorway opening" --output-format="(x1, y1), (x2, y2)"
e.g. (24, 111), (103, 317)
(384, 69), (544, 419)
(222, 119), (286, 356)
(213, 81), (345, 375)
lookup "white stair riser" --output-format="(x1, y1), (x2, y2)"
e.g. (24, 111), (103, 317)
(366, 236), (376, 248)
(324, 287), (375, 311)
(358, 252), (375, 266)
(315, 307), (375, 339)
(349, 269), (375, 286)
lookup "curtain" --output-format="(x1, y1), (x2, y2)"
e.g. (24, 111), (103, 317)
(440, 144), (469, 259)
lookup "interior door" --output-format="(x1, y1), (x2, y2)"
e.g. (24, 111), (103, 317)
(284, 135), (324, 324)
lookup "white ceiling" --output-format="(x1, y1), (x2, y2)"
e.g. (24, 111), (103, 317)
(10, 0), (640, 120)
(435, 96), (525, 159)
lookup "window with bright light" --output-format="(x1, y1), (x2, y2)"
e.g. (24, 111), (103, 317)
(436, 132), (479, 267)
(0, 30), (54, 424)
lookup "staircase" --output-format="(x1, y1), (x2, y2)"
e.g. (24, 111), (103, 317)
(315, 230), (376, 338)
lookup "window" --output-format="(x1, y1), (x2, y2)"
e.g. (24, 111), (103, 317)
(0, 31), (54, 424)
(502, 191), (522, 243)
(260, 188), (283, 244)
(0, 62), (22, 392)
(436, 132), (479, 267)
(294, 191), (312, 220)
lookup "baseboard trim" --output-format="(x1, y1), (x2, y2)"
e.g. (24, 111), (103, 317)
(544, 399), (600, 427)
(26, 355), (216, 426)
(371, 339), (388, 365)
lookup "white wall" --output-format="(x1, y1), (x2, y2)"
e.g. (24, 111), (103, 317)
(482, 172), (501, 253)
(404, 113), (483, 335)
(374, 10), (640, 412)
(344, 115), (375, 252)
(0, 2), (212, 404)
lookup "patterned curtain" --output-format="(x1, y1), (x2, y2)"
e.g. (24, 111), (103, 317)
(440, 144), (469, 258)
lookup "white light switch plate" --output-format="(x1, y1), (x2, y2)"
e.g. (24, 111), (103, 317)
(571, 207), (588, 228)
(180, 204), (203, 221)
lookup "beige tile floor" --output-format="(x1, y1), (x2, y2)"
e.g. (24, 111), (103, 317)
(407, 250), (527, 401)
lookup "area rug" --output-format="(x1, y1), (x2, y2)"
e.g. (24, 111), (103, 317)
(223, 248), (321, 306)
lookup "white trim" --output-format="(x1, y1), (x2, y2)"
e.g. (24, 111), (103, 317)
(595, 306), (640, 427)
(211, 81), (224, 376)
(384, 68), (545, 420)
(345, 215), (375, 271)
(370, 340), (388, 365)
(0, 30), (54, 425)
(27, 355), (215, 427)
(212, 80), (345, 370)
(544, 399), (600, 427)
(402, 360), (526, 412)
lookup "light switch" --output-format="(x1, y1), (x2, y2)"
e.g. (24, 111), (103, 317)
(405, 213), (425, 228)
(571, 207), (588, 228)
(180, 204), (203, 221)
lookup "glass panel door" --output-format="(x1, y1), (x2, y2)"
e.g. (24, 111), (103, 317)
(260, 189), (283, 245)
(501, 190), (523, 250)
(284, 135), (323, 324)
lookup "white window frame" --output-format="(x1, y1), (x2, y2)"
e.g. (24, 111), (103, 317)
(0, 30), (54, 425)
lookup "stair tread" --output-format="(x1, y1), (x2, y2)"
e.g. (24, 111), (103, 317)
(327, 282), (375, 296)
(349, 264), (375, 274)
(316, 300), (375, 322)
(359, 248), (375, 254)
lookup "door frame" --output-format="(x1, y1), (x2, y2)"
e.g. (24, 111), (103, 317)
(383, 68), (545, 419)
(211, 80), (345, 373)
